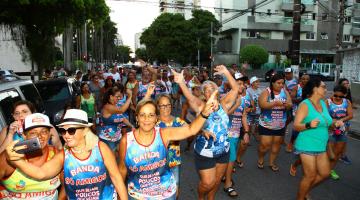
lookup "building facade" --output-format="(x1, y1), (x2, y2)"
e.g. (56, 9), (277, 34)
(215, 0), (360, 66)
(160, 0), (201, 20)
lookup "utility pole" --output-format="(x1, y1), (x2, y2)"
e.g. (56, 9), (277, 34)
(335, 0), (345, 83)
(210, 21), (214, 78)
(291, 0), (301, 79)
(197, 37), (200, 70)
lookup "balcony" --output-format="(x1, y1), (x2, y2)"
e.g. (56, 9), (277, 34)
(351, 22), (360, 36)
(248, 16), (314, 32)
(281, 0), (315, 12)
(353, 3), (360, 17)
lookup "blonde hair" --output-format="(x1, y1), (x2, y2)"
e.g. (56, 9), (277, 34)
(201, 80), (218, 93)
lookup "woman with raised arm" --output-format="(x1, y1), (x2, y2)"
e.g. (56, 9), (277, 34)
(294, 77), (343, 200)
(172, 65), (239, 200)
(6, 109), (128, 200)
(118, 91), (218, 199)
(257, 73), (292, 172)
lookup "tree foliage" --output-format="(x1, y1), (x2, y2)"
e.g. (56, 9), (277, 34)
(140, 10), (219, 65)
(135, 48), (149, 61)
(0, 0), (109, 73)
(116, 45), (132, 63)
(239, 45), (269, 69)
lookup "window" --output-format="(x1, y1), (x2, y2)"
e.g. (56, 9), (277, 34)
(0, 90), (22, 126)
(284, 12), (293, 17)
(247, 31), (256, 38)
(343, 34), (351, 42)
(312, 13), (316, 20)
(306, 32), (315, 40)
(35, 82), (70, 102)
(320, 32), (328, 40)
(322, 13), (328, 21)
(344, 16), (351, 23)
(19, 84), (44, 113)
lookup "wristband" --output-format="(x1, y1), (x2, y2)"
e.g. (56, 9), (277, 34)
(200, 112), (209, 119)
(305, 122), (312, 129)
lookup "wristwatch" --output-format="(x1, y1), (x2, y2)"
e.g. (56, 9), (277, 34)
(305, 122), (312, 129)
(200, 112), (209, 119)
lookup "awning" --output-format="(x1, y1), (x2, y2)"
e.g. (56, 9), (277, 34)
(300, 49), (336, 55)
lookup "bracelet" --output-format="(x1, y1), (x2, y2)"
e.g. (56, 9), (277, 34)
(200, 112), (209, 119)
(305, 122), (312, 129)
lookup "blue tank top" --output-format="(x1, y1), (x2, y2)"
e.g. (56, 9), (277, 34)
(328, 98), (349, 133)
(99, 114), (123, 142)
(194, 105), (230, 158)
(259, 87), (287, 130)
(228, 98), (246, 138)
(137, 82), (155, 102)
(63, 143), (116, 200)
(125, 127), (176, 199)
(285, 78), (297, 92)
(116, 96), (129, 119)
(243, 92), (251, 108)
(292, 84), (303, 116)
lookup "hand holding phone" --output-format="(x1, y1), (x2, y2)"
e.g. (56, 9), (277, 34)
(14, 137), (41, 154)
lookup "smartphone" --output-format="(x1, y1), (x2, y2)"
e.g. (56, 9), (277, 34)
(14, 137), (41, 154)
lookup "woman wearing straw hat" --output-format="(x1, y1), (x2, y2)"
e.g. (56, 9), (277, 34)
(0, 113), (61, 199)
(5, 109), (128, 200)
(118, 90), (219, 199)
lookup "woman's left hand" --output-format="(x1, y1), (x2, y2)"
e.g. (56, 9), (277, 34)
(202, 90), (219, 116)
(214, 65), (229, 76)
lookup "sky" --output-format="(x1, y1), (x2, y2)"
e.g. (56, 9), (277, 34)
(106, 0), (215, 54)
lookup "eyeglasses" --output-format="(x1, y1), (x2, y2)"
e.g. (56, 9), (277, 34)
(319, 84), (327, 89)
(138, 113), (156, 120)
(58, 127), (83, 136)
(334, 94), (345, 98)
(158, 104), (171, 109)
(27, 129), (49, 138)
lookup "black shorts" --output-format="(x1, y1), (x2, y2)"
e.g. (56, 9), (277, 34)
(194, 151), (229, 171)
(259, 125), (286, 136)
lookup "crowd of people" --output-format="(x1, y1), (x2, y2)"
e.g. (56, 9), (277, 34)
(0, 63), (355, 200)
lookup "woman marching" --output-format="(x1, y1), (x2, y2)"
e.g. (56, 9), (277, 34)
(173, 65), (239, 200)
(118, 90), (219, 199)
(76, 82), (97, 124)
(6, 109), (128, 200)
(327, 85), (353, 180)
(293, 78), (343, 200)
(257, 73), (292, 172)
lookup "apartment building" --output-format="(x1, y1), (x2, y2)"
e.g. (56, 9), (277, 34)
(160, 0), (201, 20)
(214, 0), (358, 66)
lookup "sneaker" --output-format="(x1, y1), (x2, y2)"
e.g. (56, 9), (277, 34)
(286, 143), (293, 153)
(330, 170), (340, 180)
(339, 155), (352, 165)
(289, 164), (297, 177)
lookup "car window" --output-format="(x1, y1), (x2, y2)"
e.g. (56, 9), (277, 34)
(20, 84), (45, 113)
(0, 89), (22, 125)
(36, 82), (70, 102)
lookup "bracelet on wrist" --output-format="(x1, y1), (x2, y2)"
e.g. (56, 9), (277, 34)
(200, 111), (209, 119)
(305, 122), (312, 129)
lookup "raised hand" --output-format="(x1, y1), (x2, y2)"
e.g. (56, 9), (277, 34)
(171, 69), (185, 84)
(144, 83), (155, 99)
(214, 65), (229, 76)
(202, 90), (219, 116)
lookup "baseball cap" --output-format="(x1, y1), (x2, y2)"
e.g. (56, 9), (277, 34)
(250, 76), (259, 85)
(285, 68), (293, 73)
(24, 113), (52, 131)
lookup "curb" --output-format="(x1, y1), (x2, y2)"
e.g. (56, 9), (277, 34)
(349, 130), (360, 139)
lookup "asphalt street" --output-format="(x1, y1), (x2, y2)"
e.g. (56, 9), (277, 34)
(177, 81), (360, 200)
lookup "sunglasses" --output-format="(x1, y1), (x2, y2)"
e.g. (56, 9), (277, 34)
(58, 127), (83, 136)
(334, 94), (345, 98)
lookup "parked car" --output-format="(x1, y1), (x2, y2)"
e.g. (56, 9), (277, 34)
(35, 78), (76, 125)
(299, 70), (327, 81)
(264, 69), (285, 81)
(0, 78), (45, 130)
(0, 69), (21, 81)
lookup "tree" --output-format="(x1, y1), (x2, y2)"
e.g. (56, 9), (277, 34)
(135, 48), (149, 61)
(239, 45), (269, 69)
(0, 0), (109, 75)
(140, 13), (195, 65)
(116, 45), (132, 63)
(189, 9), (220, 65)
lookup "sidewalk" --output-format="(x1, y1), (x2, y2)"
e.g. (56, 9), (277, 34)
(350, 104), (360, 136)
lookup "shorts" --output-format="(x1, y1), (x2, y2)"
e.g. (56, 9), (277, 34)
(247, 114), (259, 125)
(329, 133), (348, 143)
(259, 125), (286, 136)
(194, 151), (230, 171)
(228, 137), (240, 162)
(171, 166), (180, 188)
(100, 138), (120, 151)
(129, 193), (176, 200)
(294, 149), (325, 156)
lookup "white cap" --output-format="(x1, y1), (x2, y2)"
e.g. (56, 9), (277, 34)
(235, 72), (243, 80)
(57, 109), (93, 127)
(24, 113), (52, 131)
(285, 68), (292, 73)
(250, 76), (259, 85)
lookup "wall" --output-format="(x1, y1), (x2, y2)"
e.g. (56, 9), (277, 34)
(341, 48), (360, 104)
